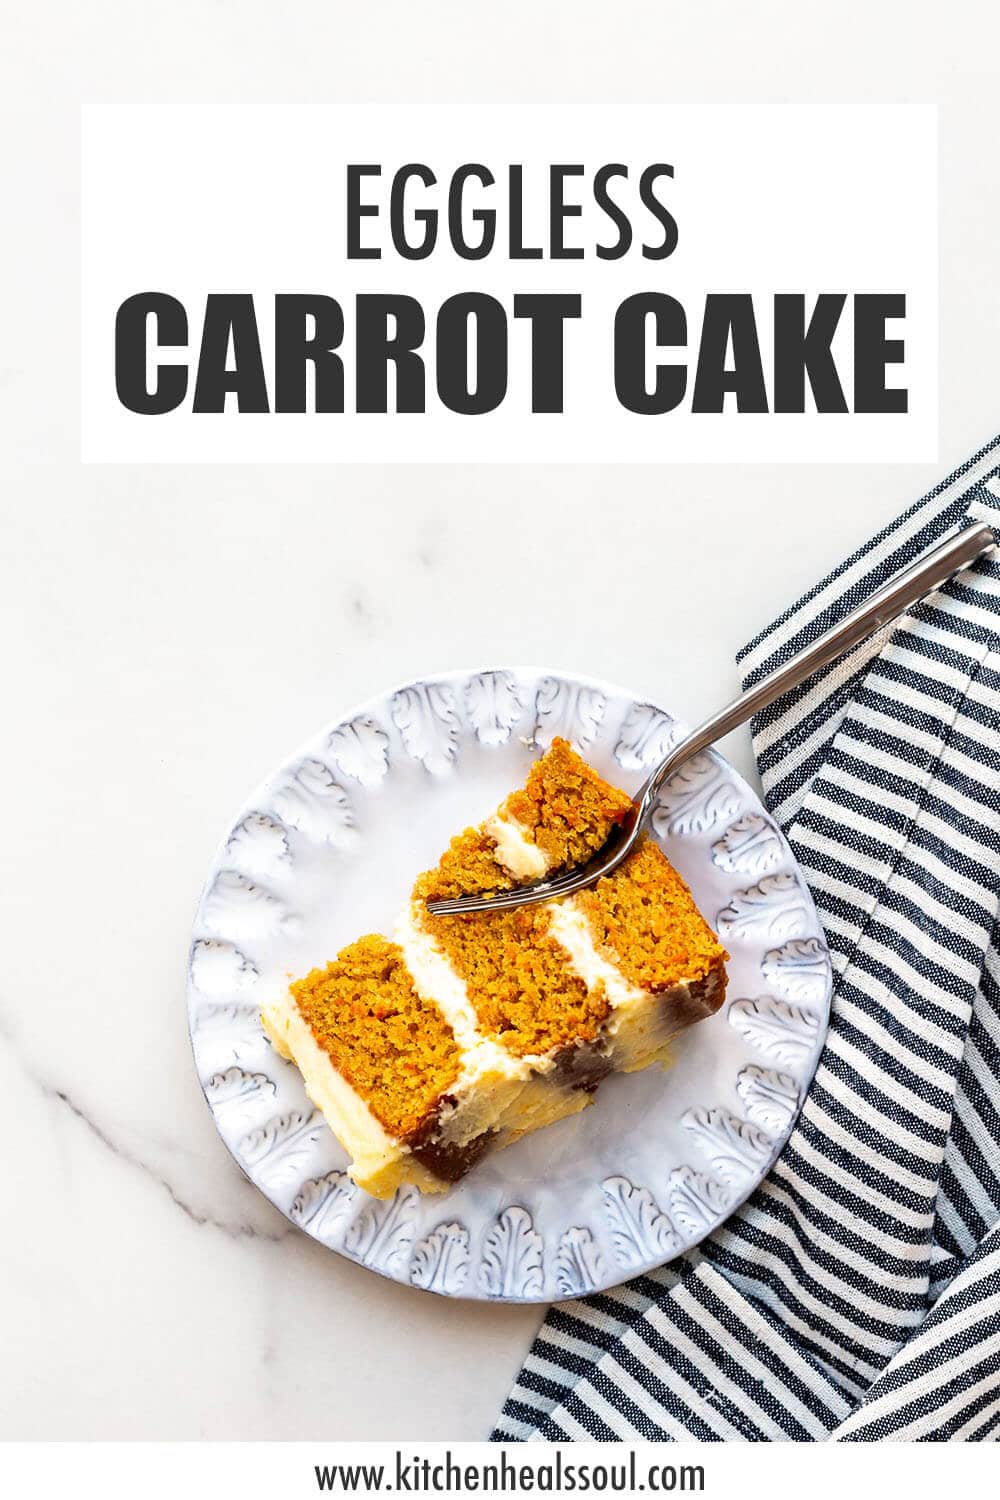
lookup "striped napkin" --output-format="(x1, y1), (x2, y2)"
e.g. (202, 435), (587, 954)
(494, 438), (1000, 1444)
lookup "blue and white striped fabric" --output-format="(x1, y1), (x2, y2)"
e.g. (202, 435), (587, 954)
(494, 437), (1000, 1444)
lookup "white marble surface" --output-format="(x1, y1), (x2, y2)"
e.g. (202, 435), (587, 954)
(3, 0), (1000, 1444)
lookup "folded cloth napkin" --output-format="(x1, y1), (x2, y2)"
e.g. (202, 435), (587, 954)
(494, 438), (1000, 1444)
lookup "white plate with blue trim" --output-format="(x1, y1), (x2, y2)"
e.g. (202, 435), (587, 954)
(187, 667), (832, 1301)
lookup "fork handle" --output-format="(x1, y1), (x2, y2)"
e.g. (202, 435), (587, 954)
(641, 520), (997, 809)
(427, 521), (997, 915)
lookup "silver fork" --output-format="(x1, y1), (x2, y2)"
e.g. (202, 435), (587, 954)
(426, 521), (997, 917)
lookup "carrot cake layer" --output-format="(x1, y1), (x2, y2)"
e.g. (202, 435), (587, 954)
(262, 739), (728, 1199)
(289, 937), (461, 1141)
(417, 902), (611, 1058)
(424, 737), (634, 897)
(578, 840), (725, 994)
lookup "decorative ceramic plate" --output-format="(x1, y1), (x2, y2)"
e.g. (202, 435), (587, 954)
(187, 667), (832, 1302)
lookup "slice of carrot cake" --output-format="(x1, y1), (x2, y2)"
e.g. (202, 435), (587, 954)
(262, 739), (727, 1198)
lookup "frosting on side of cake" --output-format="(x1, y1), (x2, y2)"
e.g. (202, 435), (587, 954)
(261, 993), (443, 1198)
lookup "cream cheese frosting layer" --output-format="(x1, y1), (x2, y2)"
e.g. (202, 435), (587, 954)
(546, 898), (646, 1010)
(484, 812), (551, 880)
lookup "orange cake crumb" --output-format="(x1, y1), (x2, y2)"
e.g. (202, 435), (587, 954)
(577, 839), (728, 992)
(418, 827), (515, 902)
(291, 936), (462, 1140)
(501, 737), (634, 872)
(421, 740), (633, 901)
(420, 904), (610, 1057)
